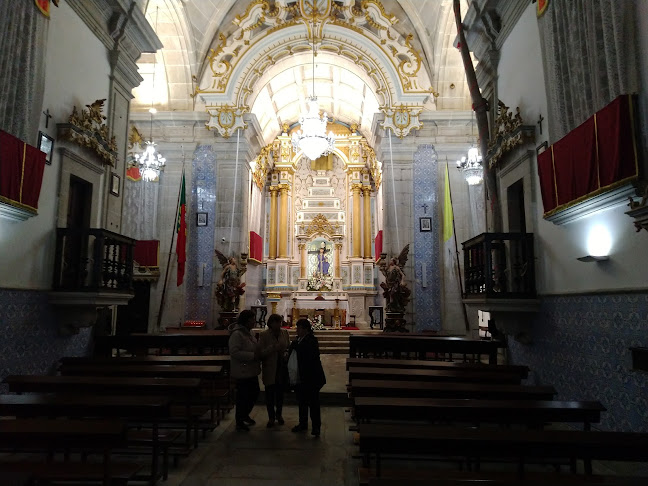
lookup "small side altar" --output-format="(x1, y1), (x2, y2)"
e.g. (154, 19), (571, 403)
(289, 294), (349, 327)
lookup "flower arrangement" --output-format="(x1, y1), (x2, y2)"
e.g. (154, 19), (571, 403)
(307, 271), (334, 291)
(309, 314), (326, 330)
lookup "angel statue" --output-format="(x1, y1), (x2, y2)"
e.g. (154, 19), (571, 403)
(377, 244), (411, 313)
(214, 250), (248, 312)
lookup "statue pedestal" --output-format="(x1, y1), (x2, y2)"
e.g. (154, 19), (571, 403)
(216, 311), (238, 330)
(384, 312), (408, 333)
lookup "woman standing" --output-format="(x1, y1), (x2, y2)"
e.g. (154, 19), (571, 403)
(288, 318), (326, 437)
(228, 309), (261, 431)
(259, 314), (290, 427)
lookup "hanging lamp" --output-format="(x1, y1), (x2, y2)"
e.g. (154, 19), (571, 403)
(291, 18), (335, 160)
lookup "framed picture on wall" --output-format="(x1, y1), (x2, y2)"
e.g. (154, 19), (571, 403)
(110, 172), (120, 196)
(419, 217), (432, 232)
(38, 131), (54, 165)
(196, 212), (208, 227)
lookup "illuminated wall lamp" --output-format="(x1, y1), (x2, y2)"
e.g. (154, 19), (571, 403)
(577, 255), (609, 262)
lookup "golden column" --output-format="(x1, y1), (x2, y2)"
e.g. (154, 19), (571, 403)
(299, 243), (307, 278)
(278, 184), (289, 258)
(335, 243), (342, 277)
(268, 186), (278, 259)
(362, 186), (372, 258)
(352, 183), (362, 257)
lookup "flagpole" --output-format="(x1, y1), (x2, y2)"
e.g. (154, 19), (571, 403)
(446, 157), (470, 332)
(157, 156), (185, 330)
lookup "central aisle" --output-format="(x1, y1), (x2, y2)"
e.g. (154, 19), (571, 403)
(167, 405), (357, 486)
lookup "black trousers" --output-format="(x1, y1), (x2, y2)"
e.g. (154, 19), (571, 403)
(235, 377), (260, 425)
(295, 384), (321, 430)
(265, 384), (285, 421)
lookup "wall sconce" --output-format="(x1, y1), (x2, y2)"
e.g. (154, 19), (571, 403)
(577, 255), (609, 262)
(578, 224), (611, 262)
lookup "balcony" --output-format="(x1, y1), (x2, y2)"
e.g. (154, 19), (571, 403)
(461, 233), (539, 342)
(50, 228), (135, 334)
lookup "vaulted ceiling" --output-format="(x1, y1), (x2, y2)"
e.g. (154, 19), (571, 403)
(131, 0), (472, 143)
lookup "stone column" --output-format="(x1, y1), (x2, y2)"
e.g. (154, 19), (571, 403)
(352, 183), (362, 258)
(299, 243), (307, 278)
(362, 186), (372, 258)
(278, 184), (289, 258)
(335, 243), (342, 277)
(269, 186), (278, 259)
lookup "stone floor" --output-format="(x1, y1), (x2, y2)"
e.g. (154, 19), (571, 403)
(166, 405), (357, 486)
(162, 353), (647, 485)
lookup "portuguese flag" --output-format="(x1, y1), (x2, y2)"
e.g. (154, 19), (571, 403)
(176, 170), (187, 285)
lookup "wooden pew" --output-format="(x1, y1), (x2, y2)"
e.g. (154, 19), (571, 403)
(348, 366), (522, 385)
(349, 379), (556, 400)
(353, 397), (605, 430)
(94, 332), (230, 357)
(0, 418), (141, 486)
(3, 375), (202, 450)
(359, 423), (648, 477)
(0, 394), (170, 484)
(349, 335), (500, 363)
(346, 357), (528, 378)
(57, 364), (227, 427)
(60, 354), (230, 369)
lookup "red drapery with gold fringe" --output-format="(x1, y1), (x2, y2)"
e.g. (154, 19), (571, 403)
(0, 129), (46, 213)
(538, 95), (639, 217)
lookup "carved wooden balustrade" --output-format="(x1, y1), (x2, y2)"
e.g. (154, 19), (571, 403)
(53, 228), (135, 292)
(461, 233), (536, 299)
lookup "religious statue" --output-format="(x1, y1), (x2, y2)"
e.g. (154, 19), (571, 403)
(316, 242), (330, 275)
(214, 250), (248, 312)
(377, 244), (411, 313)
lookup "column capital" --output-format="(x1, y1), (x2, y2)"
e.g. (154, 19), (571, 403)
(335, 243), (343, 251)
(278, 183), (290, 194)
(351, 183), (363, 193)
(298, 243), (306, 250)
(269, 185), (279, 194)
(361, 185), (372, 196)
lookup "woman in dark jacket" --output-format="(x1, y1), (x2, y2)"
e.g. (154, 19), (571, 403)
(288, 318), (326, 436)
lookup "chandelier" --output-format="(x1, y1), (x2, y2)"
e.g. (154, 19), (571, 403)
(456, 146), (483, 185)
(134, 137), (166, 182)
(133, 6), (165, 182)
(290, 20), (335, 161)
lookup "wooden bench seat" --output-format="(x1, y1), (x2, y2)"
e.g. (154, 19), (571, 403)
(346, 358), (529, 378)
(0, 461), (143, 485)
(349, 380), (556, 400)
(353, 397), (604, 429)
(361, 469), (648, 486)
(348, 367), (522, 385)
(359, 424), (648, 476)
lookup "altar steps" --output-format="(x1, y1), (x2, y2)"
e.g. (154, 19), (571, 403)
(285, 329), (381, 355)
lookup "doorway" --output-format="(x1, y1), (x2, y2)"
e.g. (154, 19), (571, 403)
(506, 179), (526, 233)
(63, 176), (93, 287)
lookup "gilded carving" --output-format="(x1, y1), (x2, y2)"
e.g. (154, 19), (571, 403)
(299, 213), (341, 237)
(194, 0), (438, 122)
(486, 100), (535, 169)
(205, 105), (248, 138)
(57, 99), (117, 166)
(380, 104), (423, 139)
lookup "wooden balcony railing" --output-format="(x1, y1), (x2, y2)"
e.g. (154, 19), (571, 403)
(53, 228), (135, 292)
(461, 233), (536, 299)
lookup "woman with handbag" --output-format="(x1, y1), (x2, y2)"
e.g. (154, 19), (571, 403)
(259, 313), (290, 428)
(287, 318), (326, 437)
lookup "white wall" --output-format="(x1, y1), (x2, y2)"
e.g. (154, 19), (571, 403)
(498, 3), (648, 294)
(0, 1), (110, 289)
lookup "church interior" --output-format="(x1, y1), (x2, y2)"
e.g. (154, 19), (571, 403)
(1, 0), (648, 484)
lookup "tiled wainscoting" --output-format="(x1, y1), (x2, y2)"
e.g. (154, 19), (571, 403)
(0, 289), (92, 390)
(508, 293), (648, 432)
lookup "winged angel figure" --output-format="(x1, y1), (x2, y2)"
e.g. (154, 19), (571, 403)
(377, 244), (411, 313)
(214, 249), (247, 312)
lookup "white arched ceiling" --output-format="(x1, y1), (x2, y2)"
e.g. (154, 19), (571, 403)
(250, 51), (380, 142)
(130, 0), (472, 137)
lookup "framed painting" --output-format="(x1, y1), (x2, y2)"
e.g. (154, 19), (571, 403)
(110, 172), (120, 196)
(38, 131), (54, 165)
(419, 217), (432, 232)
(197, 212), (208, 226)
